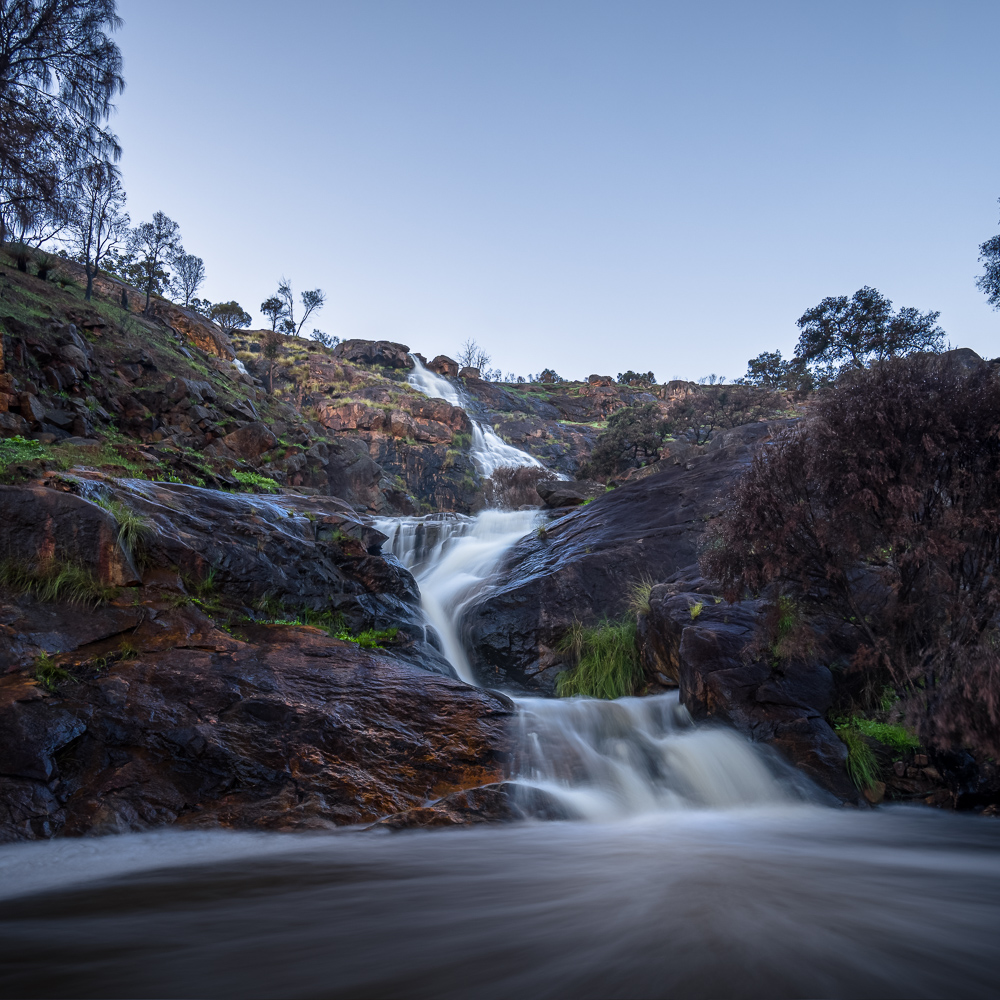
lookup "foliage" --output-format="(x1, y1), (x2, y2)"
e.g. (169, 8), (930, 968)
(231, 469), (279, 492)
(662, 382), (784, 446)
(31, 651), (72, 692)
(976, 198), (1000, 310)
(64, 159), (128, 301)
(794, 286), (944, 377)
(850, 717), (921, 752)
(584, 403), (669, 478)
(702, 355), (1000, 757)
(0, 0), (124, 244)
(742, 349), (814, 394)
(617, 370), (656, 387)
(626, 577), (655, 617)
(338, 626), (399, 649)
(481, 465), (556, 509)
(0, 558), (115, 605)
(535, 368), (561, 383)
(127, 211), (182, 312)
(169, 253), (205, 307)
(689, 602), (704, 620)
(0, 434), (48, 471)
(835, 721), (881, 792)
(209, 300), (252, 336)
(556, 618), (644, 699)
(94, 497), (150, 556)
(270, 278), (325, 337)
(310, 329), (339, 349)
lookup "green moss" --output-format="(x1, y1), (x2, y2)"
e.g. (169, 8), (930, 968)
(556, 618), (643, 699)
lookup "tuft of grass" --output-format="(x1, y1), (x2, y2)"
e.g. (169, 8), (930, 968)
(689, 601), (704, 620)
(32, 651), (72, 692)
(117, 639), (140, 661)
(556, 618), (643, 700)
(193, 567), (217, 597)
(626, 576), (655, 617)
(0, 559), (116, 605)
(835, 721), (881, 792)
(339, 626), (399, 649)
(95, 498), (151, 557)
(850, 716), (920, 753)
(232, 470), (280, 492)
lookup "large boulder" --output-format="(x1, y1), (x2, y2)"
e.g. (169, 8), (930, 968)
(641, 587), (855, 802)
(429, 355), (459, 377)
(222, 421), (278, 459)
(462, 422), (789, 693)
(333, 340), (413, 369)
(0, 617), (514, 841)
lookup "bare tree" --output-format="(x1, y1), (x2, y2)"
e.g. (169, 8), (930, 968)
(128, 211), (182, 313)
(457, 338), (491, 371)
(0, 1), (124, 243)
(275, 278), (325, 337)
(65, 159), (128, 300)
(168, 252), (204, 307)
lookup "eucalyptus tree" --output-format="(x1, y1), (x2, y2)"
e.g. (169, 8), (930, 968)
(128, 210), (181, 313)
(65, 158), (128, 299)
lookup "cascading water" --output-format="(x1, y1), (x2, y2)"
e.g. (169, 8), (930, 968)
(407, 354), (544, 477)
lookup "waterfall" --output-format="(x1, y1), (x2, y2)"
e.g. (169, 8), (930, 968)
(375, 509), (540, 683)
(512, 693), (802, 818)
(407, 354), (544, 477)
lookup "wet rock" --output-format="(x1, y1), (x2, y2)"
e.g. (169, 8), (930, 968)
(0, 624), (515, 841)
(536, 479), (606, 508)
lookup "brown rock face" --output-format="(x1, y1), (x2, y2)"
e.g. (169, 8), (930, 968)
(0, 621), (514, 840)
(222, 421), (278, 459)
(0, 485), (141, 586)
(333, 340), (413, 369)
(429, 355), (459, 377)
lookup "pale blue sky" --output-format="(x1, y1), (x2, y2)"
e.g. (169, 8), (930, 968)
(113, 1), (998, 380)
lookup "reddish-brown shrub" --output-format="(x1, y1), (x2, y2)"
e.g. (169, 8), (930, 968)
(702, 354), (1000, 755)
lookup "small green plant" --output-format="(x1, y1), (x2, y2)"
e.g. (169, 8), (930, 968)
(32, 651), (72, 692)
(689, 601), (704, 620)
(232, 470), (280, 492)
(835, 721), (881, 792)
(193, 567), (217, 597)
(0, 559), (115, 605)
(0, 435), (48, 472)
(627, 577), (655, 617)
(846, 716), (920, 753)
(536, 526), (548, 541)
(337, 626), (399, 649)
(117, 639), (140, 661)
(95, 498), (151, 557)
(556, 618), (643, 700)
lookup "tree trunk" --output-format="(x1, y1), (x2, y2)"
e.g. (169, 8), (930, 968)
(84, 263), (94, 301)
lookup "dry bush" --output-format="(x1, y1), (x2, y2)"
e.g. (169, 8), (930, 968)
(702, 354), (1000, 756)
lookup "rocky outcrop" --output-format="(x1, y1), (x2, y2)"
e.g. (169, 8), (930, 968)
(641, 586), (856, 802)
(536, 479), (606, 508)
(0, 618), (513, 841)
(333, 340), (413, 369)
(462, 424), (785, 693)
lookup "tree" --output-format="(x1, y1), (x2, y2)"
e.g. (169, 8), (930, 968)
(260, 295), (285, 331)
(457, 338), (491, 371)
(128, 211), (182, 313)
(168, 252), (204, 307)
(274, 278), (324, 337)
(663, 382), (783, 445)
(742, 349), (814, 394)
(617, 370), (656, 387)
(309, 329), (339, 349)
(209, 300), (252, 336)
(261, 328), (282, 392)
(976, 198), (1000, 310)
(0, 1), (124, 243)
(64, 159), (127, 300)
(795, 286), (944, 375)
(702, 355), (1000, 757)
(584, 403), (669, 479)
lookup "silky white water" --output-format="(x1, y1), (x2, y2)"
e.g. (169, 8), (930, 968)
(407, 354), (544, 477)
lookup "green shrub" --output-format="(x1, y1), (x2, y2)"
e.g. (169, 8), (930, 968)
(850, 716), (920, 752)
(556, 618), (643, 699)
(232, 470), (280, 492)
(0, 559), (115, 605)
(835, 722), (881, 792)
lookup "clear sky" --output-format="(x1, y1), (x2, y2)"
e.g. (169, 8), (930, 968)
(112, 0), (998, 381)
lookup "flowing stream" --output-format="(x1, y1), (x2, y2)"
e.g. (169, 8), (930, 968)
(4, 357), (999, 998)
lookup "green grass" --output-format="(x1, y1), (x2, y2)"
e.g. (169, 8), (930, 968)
(338, 626), (399, 649)
(0, 435), (49, 472)
(835, 721), (881, 792)
(232, 470), (280, 492)
(689, 601), (704, 620)
(849, 716), (920, 752)
(0, 559), (116, 605)
(627, 577), (655, 617)
(31, 651), (72, 691)
(556, 618), (643, 699)
(94, 498), (151, 557)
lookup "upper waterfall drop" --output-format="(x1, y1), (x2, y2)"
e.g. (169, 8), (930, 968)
(407, 354), (544, 477)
